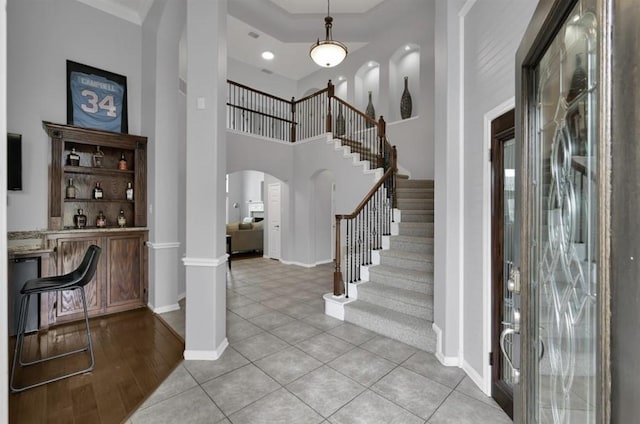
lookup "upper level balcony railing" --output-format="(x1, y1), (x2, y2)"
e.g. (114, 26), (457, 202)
(227, 79), (398, 296)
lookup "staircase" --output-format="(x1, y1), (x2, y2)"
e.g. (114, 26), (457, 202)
(343, 178), (437, 352)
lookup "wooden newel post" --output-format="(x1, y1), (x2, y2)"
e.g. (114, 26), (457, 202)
(290, 97), (296, 143)
(333, 216), (345, 296)
(326, 80), (334, 134)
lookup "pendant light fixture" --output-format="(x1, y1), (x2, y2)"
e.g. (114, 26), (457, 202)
(310, 0), (348, 68)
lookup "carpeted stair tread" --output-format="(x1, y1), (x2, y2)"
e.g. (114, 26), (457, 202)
(381, 248), (432, 260)
(397, 222), (434, 237)
(396, 188), (434, 199)
(396, 198), (434, 210)
(389, 239), (433, 254)
(357, 282), (433, 320)
(344, 301), (436, 352)
(397, 210), (434, 223)
(396, 179), (434, 189)
(369, 264), (432, 284)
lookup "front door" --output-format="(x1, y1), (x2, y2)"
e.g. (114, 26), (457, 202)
(513, 0), (607, 422)
(491, 109), (516, 419)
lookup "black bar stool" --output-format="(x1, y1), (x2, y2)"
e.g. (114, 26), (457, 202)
(10, 244), (102, 392)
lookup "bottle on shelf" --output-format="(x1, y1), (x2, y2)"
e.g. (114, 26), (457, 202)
(126, 182), (134, 201)
(74, 209), (87, 229)
(92, 146), (104, 167)
(65, 178), (77, 199)
(67, 147), (80, 166)
(93, 181), (104, 200)
(117, 210), (127, 228)
(96, 210), (107, 228)
(118, 153), (128, 170)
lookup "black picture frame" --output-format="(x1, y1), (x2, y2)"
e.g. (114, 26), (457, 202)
(66, 60), (128, 133)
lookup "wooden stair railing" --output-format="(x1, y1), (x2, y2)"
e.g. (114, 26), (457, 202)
(226, 79), (399, 297)
(227, 79), (331, 143)
(333, 144), (397, 297)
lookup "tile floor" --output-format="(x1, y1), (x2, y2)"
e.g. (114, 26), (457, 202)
(128, 257), (511, 423)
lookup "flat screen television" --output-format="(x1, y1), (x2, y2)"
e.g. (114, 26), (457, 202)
(7, 133), (22, 191)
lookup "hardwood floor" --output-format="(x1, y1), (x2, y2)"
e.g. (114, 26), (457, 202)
(9, 307), (184, 423)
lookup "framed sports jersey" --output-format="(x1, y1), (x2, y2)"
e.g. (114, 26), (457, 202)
(66, 60), (128, 133)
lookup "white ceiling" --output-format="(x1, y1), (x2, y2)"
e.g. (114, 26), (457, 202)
(75, 0), (399, 80)
(268, 0), (385, 14)
(227, 15), (367, 81)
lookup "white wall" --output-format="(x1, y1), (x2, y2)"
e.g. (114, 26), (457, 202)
(460, 0), (537, 386)
(227, 131), (378, 266)
(226, 170), (264, 222)
(229, 57), (297, 100)
(6, 0), (143, 231)
(312, 170), (334, 264)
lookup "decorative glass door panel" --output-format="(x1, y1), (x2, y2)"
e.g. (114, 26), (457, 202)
(529, 1), (598, 423)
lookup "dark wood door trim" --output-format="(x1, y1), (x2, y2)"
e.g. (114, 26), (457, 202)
(490, 108), (515, 419)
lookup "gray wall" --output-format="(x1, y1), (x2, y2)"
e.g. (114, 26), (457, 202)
(6, 0), (143, 231)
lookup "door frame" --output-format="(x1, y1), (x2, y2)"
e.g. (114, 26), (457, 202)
(489, 107), (515, 419)
(515, 0), (612, 421)
(482, 98), (515, 397)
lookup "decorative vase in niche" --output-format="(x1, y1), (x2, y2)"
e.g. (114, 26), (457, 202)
(365, 91), (375, 128)
(400, 76), (413, 119)
(336, 105), (346, 136)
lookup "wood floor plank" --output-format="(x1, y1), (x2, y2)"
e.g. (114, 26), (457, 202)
(9, 308), (184, 424)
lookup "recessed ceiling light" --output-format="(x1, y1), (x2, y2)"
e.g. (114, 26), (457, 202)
(405, 45), (411, 51)
(262, 51), (275, 60)
(368, 62), (375, 67)
(338, 76), (345, 81)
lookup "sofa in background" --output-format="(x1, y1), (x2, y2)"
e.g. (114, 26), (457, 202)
(226, 220), (264, 253)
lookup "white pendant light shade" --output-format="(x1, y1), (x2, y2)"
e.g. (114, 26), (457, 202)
(310, 2), (348, 68)
(310, 38), (348, 68)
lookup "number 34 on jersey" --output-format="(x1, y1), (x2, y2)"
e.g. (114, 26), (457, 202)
(70, 71), (125, 133)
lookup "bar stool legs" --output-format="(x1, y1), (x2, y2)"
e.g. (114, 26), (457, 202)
(10, 287), (95, 393)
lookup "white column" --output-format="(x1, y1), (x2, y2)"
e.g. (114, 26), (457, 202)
(433, 0), (465, 365)
(142, 0), (185, 314)
(183, 0), (228, 360)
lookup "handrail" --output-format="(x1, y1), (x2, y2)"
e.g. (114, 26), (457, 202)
(228, 80), (292, 104)
(226, 103), (294, 124)
(337, 164), (395, 221)
(224, 78), (400, 297)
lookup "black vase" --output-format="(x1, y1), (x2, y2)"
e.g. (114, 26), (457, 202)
(365, 91), (375, 128)
(336, 105), (346, 136)
(400, 76), (413, 119)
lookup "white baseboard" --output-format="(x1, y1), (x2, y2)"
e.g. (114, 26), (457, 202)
(462, 358), (490, 396)
(433, 323), (460, 366)
(279, 259), (314, 268)
(184, 338), (229, 361)
(153, 303), (180, 314)
(178, 292), (186, 301)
